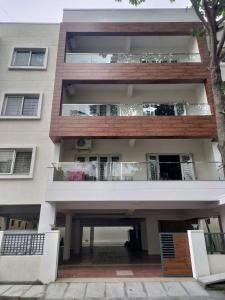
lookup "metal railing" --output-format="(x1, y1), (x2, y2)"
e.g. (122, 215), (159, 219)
(52, 161), (224, 182)
(1, 233), (45, 256)
(205, 233), (225, 254)
(65, 52), (201, 64)
(61, 103), (211, 117)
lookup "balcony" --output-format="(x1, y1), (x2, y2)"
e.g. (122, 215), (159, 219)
(65, 52), (201, 64)
(61, 83), (211, 117)
(46, 139), (225, 203)
(65, 35), (201, 64)
(53, 161), (224, 182)
(61, 103), (211, 117)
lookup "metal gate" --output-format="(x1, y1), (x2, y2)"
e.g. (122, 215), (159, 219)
(160, 233), (192, 276)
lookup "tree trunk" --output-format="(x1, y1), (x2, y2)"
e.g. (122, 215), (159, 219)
(210, 64), (225, 163)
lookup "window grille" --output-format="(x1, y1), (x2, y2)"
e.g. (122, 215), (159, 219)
(1, 234), (45, 255)
(160, 233), (175, 258)
(0, 149), (33, 175)
(2, 95), (39, 117)
(12, 49), (45, 67)
(13, 152), (32, 174)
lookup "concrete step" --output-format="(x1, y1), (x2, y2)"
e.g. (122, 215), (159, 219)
(198, 273), (225, 287)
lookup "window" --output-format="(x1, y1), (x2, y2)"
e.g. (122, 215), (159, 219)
(1, 94), (41, 118)
(10, 48), (47, 68)
(0, 148), (34, 177)
(147, 154), (195, 181)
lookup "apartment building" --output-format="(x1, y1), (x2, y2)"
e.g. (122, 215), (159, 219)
(0, 9), (225, 280)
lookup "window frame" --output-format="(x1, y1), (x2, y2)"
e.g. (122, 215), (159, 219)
(0, 145), (36, 179)
(0, 93), (42, 120)
(146, 152), (196, 181)
(9, 47), (48, 70)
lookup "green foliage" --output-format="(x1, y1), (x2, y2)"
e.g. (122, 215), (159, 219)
(192, 27), (207, 37)
(222, 82), (225, 95)
(116, 0), (146, 6)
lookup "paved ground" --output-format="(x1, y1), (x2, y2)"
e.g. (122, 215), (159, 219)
(58, 264), (162, 278)
(0, 280), (224, 299)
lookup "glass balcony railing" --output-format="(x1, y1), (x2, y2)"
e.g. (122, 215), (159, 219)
(61, 103), (211, 117)
(65, 53), (201, 64)
(52, 161), (224, 182)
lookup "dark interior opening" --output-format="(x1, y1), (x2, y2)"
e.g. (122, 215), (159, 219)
(159, 155), (182, 180)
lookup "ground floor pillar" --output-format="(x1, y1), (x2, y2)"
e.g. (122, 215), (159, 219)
(73, 220), (82, 255)
(38, 202), (56, 233)
(146, 217), (160, 255)
(140, 221), (148, 251)
(63, 214), (72, 261)
(0, 217), (8, 230)
(90, 226), (94, 251)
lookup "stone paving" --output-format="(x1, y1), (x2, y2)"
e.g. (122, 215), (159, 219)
(0, 280), (224, 299)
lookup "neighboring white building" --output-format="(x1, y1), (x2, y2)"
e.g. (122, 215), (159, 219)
(0, 23), (59, 225)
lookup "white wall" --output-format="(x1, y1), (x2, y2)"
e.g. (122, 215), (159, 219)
(0, 231), (60, 284)
(63, 83), (205, 106)
(188, 230), (210, 279)
(188, 230), (225, 279)
(208, 255), (225, 274)
(72, 35), (198, 54)
(63, 8), (199, 23)
(82, 226), (132, 246)
(0, 24), (59, 205)
(0, 256), (41, 282)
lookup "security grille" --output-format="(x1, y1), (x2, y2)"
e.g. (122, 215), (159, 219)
(160, 233), (175, 258)
(1, 234), (45, 256)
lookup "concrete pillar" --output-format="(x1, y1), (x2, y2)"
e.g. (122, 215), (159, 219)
(0, 217), (7, 230)
(38, 202), (56, 233)
(73, 220), (81, 255)
(90, 226), (94, 251)
(188, 230), (210, 279)
(39, 230), (60, 284)
(140, 221), (148, 251)
(220, 205), (225, 231)
(146, 217), (160, 255)
(63, 214), (72, 261)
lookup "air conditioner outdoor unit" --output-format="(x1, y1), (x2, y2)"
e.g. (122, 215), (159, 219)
(75, 139), (92, 150)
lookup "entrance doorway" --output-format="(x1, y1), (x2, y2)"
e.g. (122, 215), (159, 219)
(58, 217), (162, 278)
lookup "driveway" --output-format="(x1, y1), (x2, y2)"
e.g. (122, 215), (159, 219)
(0, 280), (224, 299)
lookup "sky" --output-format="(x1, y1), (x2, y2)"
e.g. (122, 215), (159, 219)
(0, 0), (191, 23)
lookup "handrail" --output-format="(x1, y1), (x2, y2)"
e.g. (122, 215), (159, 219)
(51, 161), (224, 166)
(62, 103), (209, 106)
(66, 52), (201, 56)
(65, 52), (201, 64)
(61, 103), (211, 117)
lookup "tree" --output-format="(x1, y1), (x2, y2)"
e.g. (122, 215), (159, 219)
(117, 0), (225, 161)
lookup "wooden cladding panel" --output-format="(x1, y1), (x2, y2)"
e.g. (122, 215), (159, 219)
(50, 21), (217, 141)
(50, 115), (217, 142)
(60, 22), (202, 35)
(57, 64), (209, 81)
(162, 234), (192, 277)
